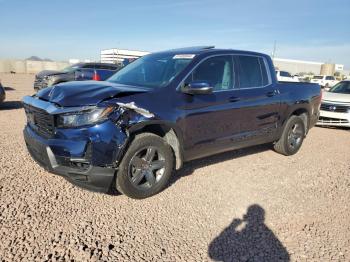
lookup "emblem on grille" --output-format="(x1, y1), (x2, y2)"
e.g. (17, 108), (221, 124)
(329, 106), (337, 111)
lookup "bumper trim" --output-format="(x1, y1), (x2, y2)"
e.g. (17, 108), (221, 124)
(47, 147), (58, 168)
(24, 128), (116, 193)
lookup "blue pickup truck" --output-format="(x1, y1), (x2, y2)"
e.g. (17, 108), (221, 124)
(34, 62), (120, 91)
(23, 46), (321, 199)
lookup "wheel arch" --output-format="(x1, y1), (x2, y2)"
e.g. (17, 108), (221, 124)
(126, 121), (184, 170)
(285, 107), (310, 135)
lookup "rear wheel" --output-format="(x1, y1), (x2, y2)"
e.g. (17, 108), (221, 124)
(116, 133), (174, 199)
(274, 116), (306, 156)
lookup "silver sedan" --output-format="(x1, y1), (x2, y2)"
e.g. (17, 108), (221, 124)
(317, 80), (350, 127)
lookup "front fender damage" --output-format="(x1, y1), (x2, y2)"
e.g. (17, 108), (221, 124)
(116, 102), (155, 118)
(108, 101), (183, 170)
(113, 102), (156, 132)
(108, 101), (157, 165)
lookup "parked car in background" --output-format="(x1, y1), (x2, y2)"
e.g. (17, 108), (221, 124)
(311, 75), (338, 90)
(276, 70), (299, 82)
(34, 62), (120, 91)
(23, 46), (321, 199)
(0, 80), (5, 104)
(317, 80), (350, 127)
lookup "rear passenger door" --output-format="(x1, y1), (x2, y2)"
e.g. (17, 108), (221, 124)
(235, 55), (280, 143)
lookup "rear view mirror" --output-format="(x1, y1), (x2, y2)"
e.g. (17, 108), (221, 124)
(182, 81), (213, 95)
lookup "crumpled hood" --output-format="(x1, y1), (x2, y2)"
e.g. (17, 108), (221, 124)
(323, 91), (350, 104)
(36, 81), (150, 107)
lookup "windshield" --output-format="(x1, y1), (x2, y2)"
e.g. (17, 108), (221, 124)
(313, 75), (323, 80)
(107, 53), (194, 88)
(329, 81), (350, 94)
(62, 64), (81, 73)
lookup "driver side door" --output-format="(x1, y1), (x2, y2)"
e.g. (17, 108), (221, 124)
(176, 55), (242, 161)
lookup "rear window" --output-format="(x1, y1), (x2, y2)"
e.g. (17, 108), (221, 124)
(326, 76), (335, 80)
(237, 56), (269, 88)
(313, 76), (323, 80)
(95, 64), (118, 70)
(81, 64), (95, 69)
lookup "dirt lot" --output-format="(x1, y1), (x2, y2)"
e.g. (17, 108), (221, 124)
(0, 73), (349, 261)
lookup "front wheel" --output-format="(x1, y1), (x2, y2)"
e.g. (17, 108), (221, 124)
(116, 133), (174, 199)
(274, 116), (306, 156)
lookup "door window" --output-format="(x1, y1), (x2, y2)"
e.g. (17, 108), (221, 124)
(185, 56), (234, 91)
(237, 56), (270, 88)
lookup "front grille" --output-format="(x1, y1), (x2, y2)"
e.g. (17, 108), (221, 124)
(318, 116), (349, 124)
(34, 76), (47, 90)
(320, 103), (350, 113)
(24, 104), (55, 137)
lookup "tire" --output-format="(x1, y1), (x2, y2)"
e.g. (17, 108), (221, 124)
(274, 116), (306, 156)
(116, 133), (174, 199)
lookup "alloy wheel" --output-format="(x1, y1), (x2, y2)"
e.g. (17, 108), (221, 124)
(287, 123), (304, 150)
(128, 146), (166, 189)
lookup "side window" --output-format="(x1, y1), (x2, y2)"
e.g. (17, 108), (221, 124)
(97, 64), (118, 70)
(260, 58), (269, 86)
(108, 65), (119, 71)
(185, 56), (234, 91)
(237, 56), (269, 88)
(94, 64), (103, 69)
(81, 64), (95, 69)
(96, 64), (109, 70)
(326, 76), (334, 80)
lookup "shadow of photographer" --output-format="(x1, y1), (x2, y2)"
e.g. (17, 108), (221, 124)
(208, 204), (289, 262)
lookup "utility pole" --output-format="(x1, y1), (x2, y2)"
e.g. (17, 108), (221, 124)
(272, 40), (277, 60)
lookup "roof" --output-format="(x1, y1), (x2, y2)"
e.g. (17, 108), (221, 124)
(73, 62), (118, 67)
(155, 46), (270, 58)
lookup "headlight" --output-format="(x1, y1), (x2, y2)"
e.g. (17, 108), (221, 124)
(57, 106), (115, 128)
(44, 75), (56, 86)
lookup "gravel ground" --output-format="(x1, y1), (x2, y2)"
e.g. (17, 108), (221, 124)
(0, 73), (349, 261)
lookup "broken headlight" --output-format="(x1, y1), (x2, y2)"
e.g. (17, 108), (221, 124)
(56, 107), (115, 128)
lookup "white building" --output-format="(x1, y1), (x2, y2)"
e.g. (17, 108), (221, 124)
(100, 49), (150, 64)
(273, 58), (324, 75)
(273, 58), (345, 75)
(69, 59), (92, 64)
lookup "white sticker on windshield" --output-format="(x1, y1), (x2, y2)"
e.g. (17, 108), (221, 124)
(173, 54), (195, 59)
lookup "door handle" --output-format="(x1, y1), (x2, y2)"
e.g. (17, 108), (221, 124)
(266, 90), (279, 97)
(229, 96), (240, 102)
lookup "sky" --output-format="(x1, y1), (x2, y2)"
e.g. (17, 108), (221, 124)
(0, 0), (349, 68)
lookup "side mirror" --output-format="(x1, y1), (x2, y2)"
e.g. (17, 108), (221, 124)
(182, 81), (213, 95)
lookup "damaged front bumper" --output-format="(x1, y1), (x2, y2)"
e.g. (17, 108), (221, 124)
(21, 94), (157, 192)
(23, 119), (128, 193)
